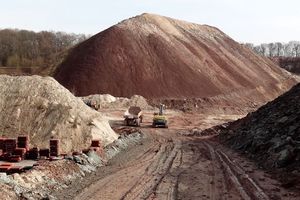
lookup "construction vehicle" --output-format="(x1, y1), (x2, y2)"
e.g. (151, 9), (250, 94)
(124, 106), (143, 127)
(152, 104), (168, 128)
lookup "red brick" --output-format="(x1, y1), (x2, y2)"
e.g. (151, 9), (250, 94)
(91, 140), (101, 147)
(39, 148), (50, 157)
(13, 148), (26, 158)
(26, 147), (39, 160)
(4, 139), (17, 153)
(0, 138), (5, 150)
(50, 139), (59, 145)
(17, 136), (28, 142)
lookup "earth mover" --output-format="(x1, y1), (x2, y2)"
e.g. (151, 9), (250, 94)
(152, 104), (168, 128)
(124, 106), (143, 127)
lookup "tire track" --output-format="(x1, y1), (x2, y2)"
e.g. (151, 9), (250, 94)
(204, 141), (269, 200)
(153, 147), (183, 200)
(217, 150), (269, 200)
(204, 141), (230, 200)
(121, 141), (181, 200)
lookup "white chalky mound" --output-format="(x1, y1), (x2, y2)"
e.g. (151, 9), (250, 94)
(0, 75), (118, 153)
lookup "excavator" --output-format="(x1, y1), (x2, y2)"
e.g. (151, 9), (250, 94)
(152, 104), (168, 128)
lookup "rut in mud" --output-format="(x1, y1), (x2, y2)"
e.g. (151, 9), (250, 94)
(54, 123), (300, 200)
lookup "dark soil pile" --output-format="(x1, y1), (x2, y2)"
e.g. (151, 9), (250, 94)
(220, 83), (300, 188)
(54, 13), (297, 102)
(271, 57), (300, 75)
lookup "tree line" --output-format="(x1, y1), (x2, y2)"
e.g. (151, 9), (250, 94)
(0, 29), (88, 68)
(244, 41), (300, 57)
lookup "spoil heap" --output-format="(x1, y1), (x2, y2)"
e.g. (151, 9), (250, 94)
(0, 75), (118, 153)
(55, 13), (297, 106)
(221, 83), (300, 187)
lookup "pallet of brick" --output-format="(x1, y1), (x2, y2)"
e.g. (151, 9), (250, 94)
(91, 140), (101, 147)
(17, 136), (29, 150)
(26, 147), (39, 160)
(39, 148), (50, 158)
(50, 139), (59, 156)
(13, 148), (26, 159)
(4, 139), (17, 154)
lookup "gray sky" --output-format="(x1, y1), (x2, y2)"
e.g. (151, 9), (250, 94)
(0, 0), (299, 44)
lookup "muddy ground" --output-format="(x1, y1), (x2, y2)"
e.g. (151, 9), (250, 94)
(53, 109), (300, 200)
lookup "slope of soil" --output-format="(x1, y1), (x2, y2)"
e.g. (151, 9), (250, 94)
(0, 75), (118, 153)
(55, 13), (297, 102)
(271, 57), (300, 75)
(220, 83), (300, 189)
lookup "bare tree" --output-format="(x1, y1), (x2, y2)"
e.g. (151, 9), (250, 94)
(247, 41), (300, 57)
(0, 29), (89, 68)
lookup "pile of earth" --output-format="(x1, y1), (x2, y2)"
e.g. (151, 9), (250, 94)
(271, 57), (300, 75)
(80, 94), (153, 110)
(218, 83), (300, 188)
(54, 13), (297, 109)
(0, 75), (118, 153)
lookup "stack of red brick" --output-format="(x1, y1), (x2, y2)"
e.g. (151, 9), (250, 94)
(89, 140), (104, 156)
(50, 139), (59, 157)
(27, 147), (39, 160)
(0, 137), (5, 157)
(0, 136), (32, 162)
(0, 136), (29, 162)
(12, 136), (29, 162)
(0, 136), (64, 162)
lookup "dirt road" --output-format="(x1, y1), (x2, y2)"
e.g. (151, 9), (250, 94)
(55, 111), (299, 200)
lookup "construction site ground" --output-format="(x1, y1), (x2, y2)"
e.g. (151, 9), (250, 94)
(54, 109), (300, 200)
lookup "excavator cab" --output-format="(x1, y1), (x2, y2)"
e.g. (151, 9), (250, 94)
(152, 104), (168, 128)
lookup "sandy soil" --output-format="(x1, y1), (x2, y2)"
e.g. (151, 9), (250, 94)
(0, 75), (117, 153)
(53, 109), (300, 200)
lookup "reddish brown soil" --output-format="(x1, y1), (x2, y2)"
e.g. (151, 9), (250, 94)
(53, 110), (300, 200)
(54, 13), (297, 101)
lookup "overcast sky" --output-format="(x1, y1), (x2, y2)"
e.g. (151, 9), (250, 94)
(0, 0), (299, 44)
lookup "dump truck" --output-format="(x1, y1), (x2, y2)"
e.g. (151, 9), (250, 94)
(124, 106), (143, 127)
(152, 104), (168, 128)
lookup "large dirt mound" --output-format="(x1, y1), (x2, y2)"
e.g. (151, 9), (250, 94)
(0, 75), (118, 153)
(54, 13), (297, 101)
(220, 83), (300, 186)
(271, 57), (300, 75)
